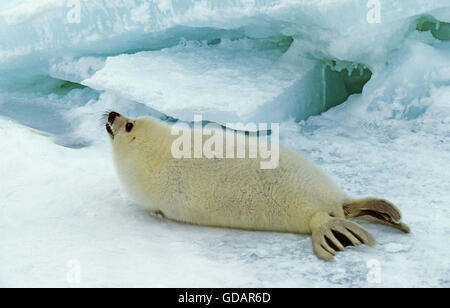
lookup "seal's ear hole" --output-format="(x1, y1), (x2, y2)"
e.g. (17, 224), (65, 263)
(125, 122), (134, 132)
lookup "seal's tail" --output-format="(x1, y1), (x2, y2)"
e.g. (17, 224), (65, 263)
(343, 198), (410, 233)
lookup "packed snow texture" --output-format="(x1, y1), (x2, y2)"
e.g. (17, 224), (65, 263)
(1, 0), (450, 287)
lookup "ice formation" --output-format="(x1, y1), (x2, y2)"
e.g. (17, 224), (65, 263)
(1, 0), (449, 123)
(1, 0), (449, 287)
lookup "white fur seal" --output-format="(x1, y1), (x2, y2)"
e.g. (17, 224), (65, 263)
(105, 111), (410, 261)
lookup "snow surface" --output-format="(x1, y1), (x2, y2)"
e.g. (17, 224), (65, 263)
(1, 0), (450, 287)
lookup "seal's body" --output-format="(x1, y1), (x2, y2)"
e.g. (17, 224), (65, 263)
(106, 112), (409, 261)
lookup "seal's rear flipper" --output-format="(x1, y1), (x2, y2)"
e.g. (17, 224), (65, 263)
(343, 198), (410, 233)
(310, 212), (376, 261)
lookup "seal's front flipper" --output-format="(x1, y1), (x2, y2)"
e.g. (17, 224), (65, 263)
(310, 212), (376, 261)
(343, 198), (410, 233)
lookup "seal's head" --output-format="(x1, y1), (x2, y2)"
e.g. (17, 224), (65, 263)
(105, 111), (172, 194)
(105, 111), (136, 141)
(105, 111), (149, 168)
(104, 111), (168, 154)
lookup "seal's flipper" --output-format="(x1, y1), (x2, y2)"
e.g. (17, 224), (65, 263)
(310, 212), (376, 261)
(343, 198), (410, 233)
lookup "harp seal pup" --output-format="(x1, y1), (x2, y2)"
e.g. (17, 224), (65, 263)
(105, 111), (410, 261)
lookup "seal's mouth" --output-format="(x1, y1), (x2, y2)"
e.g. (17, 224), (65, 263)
(105, 111), (121, 139)
(106, 123), (114, 138)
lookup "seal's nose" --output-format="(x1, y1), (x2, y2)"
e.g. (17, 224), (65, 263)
(108, 112), (120, 124)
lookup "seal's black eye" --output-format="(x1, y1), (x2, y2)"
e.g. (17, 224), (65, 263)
(125, 122), (134, 132)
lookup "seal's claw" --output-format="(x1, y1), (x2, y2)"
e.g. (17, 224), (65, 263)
(310, 212), (376, 261)
(313, 239), (335, 262)
(396, 222), (411, 233)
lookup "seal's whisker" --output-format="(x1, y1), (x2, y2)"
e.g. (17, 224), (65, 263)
(101, 110), (112, 121)
(97, 111), (112, 129)
(99, 110), (114, 125)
